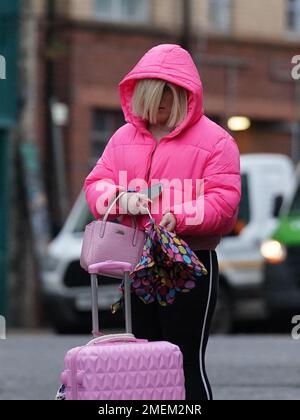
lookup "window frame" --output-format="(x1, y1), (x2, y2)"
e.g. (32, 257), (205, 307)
(90, 109), (125, 166)
(208, 0), (232, 33)
(94, 0), (150, 24)
(287, 0), (300, 34)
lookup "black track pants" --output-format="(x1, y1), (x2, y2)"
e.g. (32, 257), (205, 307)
(130, 249), (219, 400)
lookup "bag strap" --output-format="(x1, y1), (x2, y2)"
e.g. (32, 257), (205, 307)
(102, 190), (132, 224)
(144, 206), (154, 221)
(100, 191), (139, 240)
(103, 191), (154, 222)
(100, 191), (154, 243)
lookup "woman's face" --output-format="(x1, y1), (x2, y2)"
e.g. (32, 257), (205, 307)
(156, 85), (173, 126)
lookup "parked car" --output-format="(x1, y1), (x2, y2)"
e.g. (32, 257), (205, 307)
(41, 154), (295, 333)
(261, 162), (300, 326)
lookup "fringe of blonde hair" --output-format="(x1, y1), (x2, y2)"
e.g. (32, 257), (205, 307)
(132, 79), (188, 129)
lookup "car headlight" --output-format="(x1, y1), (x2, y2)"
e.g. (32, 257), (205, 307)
(260, 240), (287, 264)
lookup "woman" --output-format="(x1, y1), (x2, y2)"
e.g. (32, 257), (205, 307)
(83, 44), (241, 400)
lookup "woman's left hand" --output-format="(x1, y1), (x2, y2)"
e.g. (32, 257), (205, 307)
(159, 211), (177, 232)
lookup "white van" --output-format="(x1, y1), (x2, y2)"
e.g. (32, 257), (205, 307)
(214, 154), (295, 332)
(41, 154), (295, 333)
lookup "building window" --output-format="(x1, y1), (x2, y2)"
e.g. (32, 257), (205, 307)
(90, 109), (124, 164)
(209, 0), (232, 32)
(95, 0), (149, 23)
(287, 0), (300, 33)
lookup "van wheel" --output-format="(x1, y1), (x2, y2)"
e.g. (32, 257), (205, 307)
(211, 285), (233, 334)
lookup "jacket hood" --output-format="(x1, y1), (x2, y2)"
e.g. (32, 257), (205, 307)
(118, 44), (204, 138)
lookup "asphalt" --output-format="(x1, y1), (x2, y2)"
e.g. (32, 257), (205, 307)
(0, 332), (299, 400)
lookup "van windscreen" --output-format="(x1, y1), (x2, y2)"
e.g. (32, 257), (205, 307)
(289, 185), (300, 215)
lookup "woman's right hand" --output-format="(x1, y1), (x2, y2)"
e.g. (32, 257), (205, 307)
(119, 192), (152, 215)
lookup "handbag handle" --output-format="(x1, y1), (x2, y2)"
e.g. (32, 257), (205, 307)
(99, 191), (138, 239)
(102, 191), (131, 224)
(103, 191), (154, 223)
(100, 191), (154, 240)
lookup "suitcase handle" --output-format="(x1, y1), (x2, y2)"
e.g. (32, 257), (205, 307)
(86, 333), (141, 346)
(88, 260), (133, 274)
(89, 262), (134, 338)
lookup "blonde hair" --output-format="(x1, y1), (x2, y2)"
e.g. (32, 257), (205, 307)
(132, 79), (188, 129)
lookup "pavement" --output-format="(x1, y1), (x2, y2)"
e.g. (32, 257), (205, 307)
(0, 331), (299, 400)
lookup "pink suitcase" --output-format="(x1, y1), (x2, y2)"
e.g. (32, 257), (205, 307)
(60, 260), (186, 400)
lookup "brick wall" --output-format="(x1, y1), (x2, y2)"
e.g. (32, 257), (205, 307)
(36, 22), (296, 221)
(55, 0), (298, 42)
(196, 37), (297, 121)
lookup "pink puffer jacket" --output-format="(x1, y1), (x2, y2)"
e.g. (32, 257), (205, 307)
(83, 44), (241, 250)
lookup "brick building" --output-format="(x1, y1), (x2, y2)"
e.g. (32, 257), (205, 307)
(33, 0), (300, 232)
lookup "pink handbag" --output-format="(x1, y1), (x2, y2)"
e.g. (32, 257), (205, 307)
(80, 191), (146, 278)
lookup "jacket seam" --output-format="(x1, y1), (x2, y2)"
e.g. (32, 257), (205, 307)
(110, 123), (230, 154)
(158, 45), (181, 74)
(202, 134), (235, 169)
(109, 137), (215, 154)
(203, 171), (241, 176)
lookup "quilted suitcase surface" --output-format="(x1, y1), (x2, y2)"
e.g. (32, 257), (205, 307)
(59, 260), (186, 400)
(61, 334), (185, 400)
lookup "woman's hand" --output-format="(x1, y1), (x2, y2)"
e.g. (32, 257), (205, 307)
(119, 192), (152, 215)
(159, 211), (177, 232)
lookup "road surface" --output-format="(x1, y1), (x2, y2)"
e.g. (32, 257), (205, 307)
(0, 332), (299, 400)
